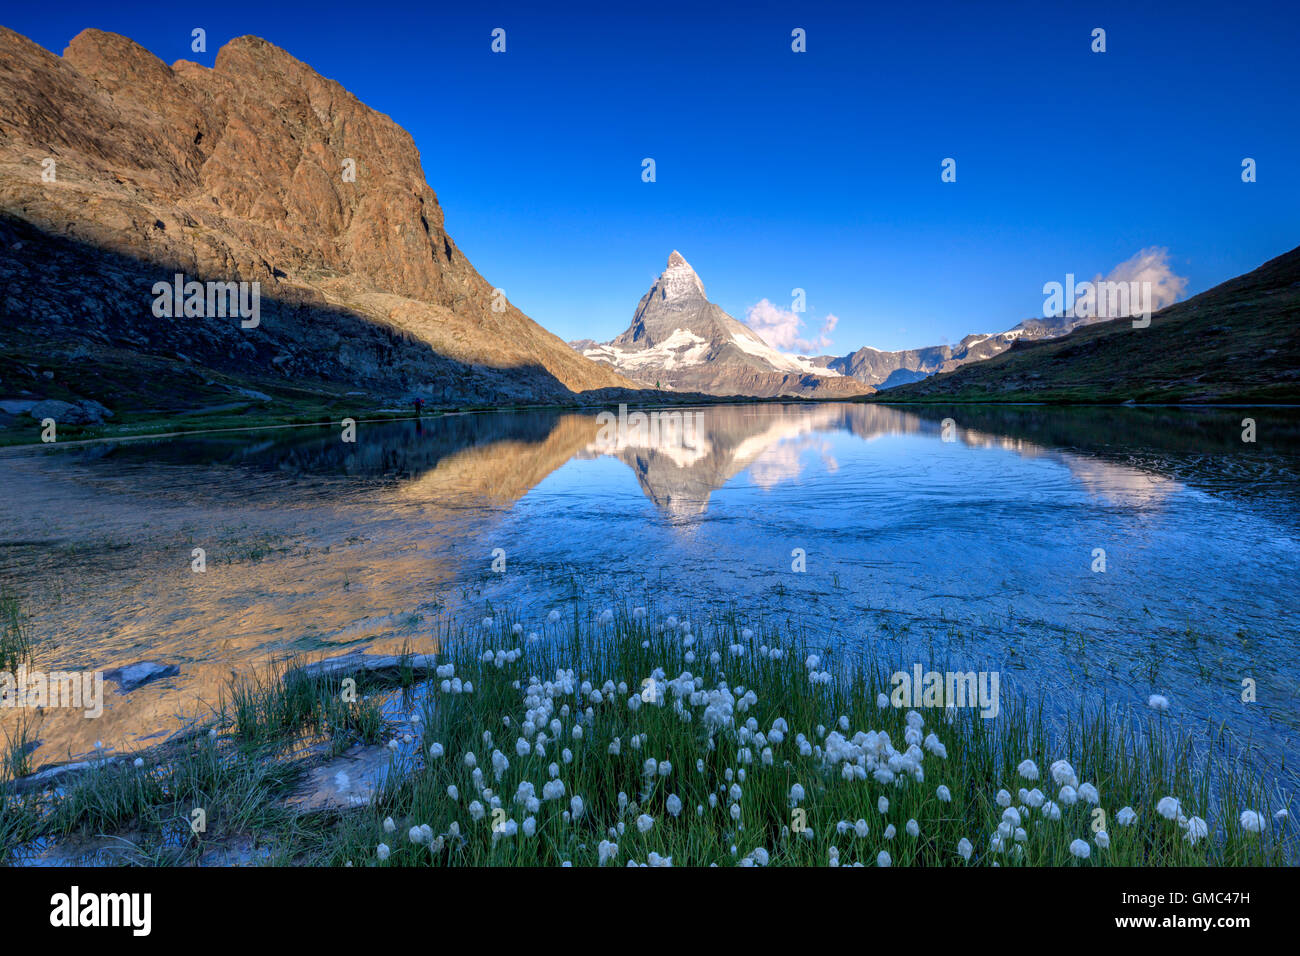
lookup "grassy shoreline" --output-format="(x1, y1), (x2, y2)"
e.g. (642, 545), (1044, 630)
(1, 605), (1290, 866)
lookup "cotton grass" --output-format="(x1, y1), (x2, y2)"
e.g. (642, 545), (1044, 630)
(319, 604), (1286, 868)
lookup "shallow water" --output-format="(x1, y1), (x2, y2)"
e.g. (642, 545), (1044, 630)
(1, 402), (1297, 781)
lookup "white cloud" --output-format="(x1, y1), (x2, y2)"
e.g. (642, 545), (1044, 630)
(1070, 247), (1188, 318)
(744, 299), (839, 353)
(1102, 247), (1187, 311)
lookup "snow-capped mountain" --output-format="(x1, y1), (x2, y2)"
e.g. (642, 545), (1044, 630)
(572, 252), (872, 398)
(811, 314), (1091, 389)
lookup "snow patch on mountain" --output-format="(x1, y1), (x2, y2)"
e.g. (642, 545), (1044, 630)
(729, 332), (841, 376)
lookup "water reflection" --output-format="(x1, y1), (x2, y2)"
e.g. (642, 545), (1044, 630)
(1, 402), (1297, 773)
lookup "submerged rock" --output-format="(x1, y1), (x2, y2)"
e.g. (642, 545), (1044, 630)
(102, 661), (179, 692)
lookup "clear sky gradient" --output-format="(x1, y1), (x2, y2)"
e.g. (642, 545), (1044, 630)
(7, 0), (1297, 353)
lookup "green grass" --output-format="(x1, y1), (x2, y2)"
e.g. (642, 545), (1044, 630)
(0, 592), (32, 673)
(296, 608), (1289, 867)
(2, 606), (1290, 866)
(0, 732), (307, 864)
(223, 656), (387, 757)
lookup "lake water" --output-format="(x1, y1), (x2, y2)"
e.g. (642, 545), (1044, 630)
(2, 402), (1297, 782)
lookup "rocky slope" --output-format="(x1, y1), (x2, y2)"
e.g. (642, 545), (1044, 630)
(573, 252), (872, 399)
(812, 314), (1087, 390)
(876, 244), (1300, 404)
(0, 27), (637, 423)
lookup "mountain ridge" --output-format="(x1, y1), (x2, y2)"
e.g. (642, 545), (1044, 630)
(0, 26), (639, 423)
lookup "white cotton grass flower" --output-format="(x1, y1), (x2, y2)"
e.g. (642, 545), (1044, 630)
(1147, 694), (1170, 712)
(667, 794), (683, 817)
(1184, 816), (1209, 844)
(936, 785), (952, 803)
(636, 814), (654, 833)
(883, 824), (896, 840)
(597, 840), (618, 865)
(1239, 809), (1264, 833)
(428, 742), (444, 758)
(1116, 806), (1138, 826)
(1094, 829), (1110, 850)
(789, 783), (806, 805)
(1069, 839), (1091, 859)
(1077, 782), (1100, 805)
(878, 796), (889, 814)
(877, 850), (891, 867)
(548, 609), (561, 623)
(133, 757), (145, 768)
(995, 789), (1012, 808)
(906, 819), (919, 837)
(1156, 796), (1181, 820)
(383, 817), (396, 833)
(1017, 760), (1039, 781)
(957, 837), (972, 861)
(1050, 760), (1078, 788)
(376, 843), (390, 860)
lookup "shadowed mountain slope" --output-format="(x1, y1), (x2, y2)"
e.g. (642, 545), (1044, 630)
(876, 244), (1300, 404)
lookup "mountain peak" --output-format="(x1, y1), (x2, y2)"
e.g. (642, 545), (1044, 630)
(657, 250), (706, 303)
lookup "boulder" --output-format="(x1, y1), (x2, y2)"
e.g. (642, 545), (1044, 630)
(27, 398), (113, 425)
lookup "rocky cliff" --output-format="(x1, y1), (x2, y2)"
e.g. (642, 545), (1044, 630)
(0, 27), (635, 421)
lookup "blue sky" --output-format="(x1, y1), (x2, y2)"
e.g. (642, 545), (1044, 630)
(7, 0), (1298, 353)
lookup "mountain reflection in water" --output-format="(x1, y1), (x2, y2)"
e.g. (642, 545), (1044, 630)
(1, 403), (1297, 776)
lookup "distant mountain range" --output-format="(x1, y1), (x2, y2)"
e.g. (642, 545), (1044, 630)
(809, 313), (1090, 389)
(877, 243), (1300, 404)
(572, 250), (1116, 398)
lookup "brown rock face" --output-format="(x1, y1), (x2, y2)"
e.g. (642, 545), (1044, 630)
(0, 27), (634, 405)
